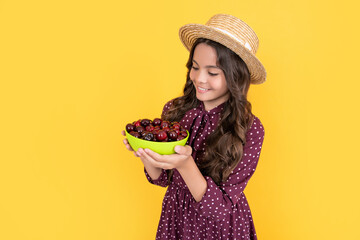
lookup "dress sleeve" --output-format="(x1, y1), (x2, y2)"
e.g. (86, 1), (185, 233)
(191, 116), (265, 221)
(144, 168), (169, 187)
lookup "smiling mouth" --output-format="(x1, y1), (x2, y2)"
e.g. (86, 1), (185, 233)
(197, 86), (210, 93)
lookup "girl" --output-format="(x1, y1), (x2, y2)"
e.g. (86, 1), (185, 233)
(122, 14), (266, 240)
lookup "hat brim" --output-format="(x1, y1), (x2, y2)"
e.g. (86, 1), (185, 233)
(179, 24), (266, 84)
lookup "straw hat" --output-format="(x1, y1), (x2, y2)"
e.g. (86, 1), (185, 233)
(179, 14), (266, 84)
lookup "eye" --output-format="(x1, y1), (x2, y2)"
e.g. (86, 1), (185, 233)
(209, 72), (219, 76)
(191, 66), (199, 70)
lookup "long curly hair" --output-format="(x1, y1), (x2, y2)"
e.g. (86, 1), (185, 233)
(162, 38), (254, 185)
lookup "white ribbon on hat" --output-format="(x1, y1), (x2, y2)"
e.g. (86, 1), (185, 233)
(213, 27), (252, 52)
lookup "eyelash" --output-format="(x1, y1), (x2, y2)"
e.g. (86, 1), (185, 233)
(191, 66), (218, 76)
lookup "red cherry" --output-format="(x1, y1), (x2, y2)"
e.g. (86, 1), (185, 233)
(145, 125), (154, 132)
(141, 131), (150, 138)
(136, 126), (145, 134)
(152, 118), (162, 126)
(141, 119), (151, 127)
(143, 132), (154, 141)
(177, 136), (185, 141)
(162, 127), (170, 132)
(168, 130), (178, 141)
(156, 130), (167, 141)
(172, 124), (180, 130)
(126, 123), (135, 132)
(134, 120), (141, 127)
(180, 131), (188, 137)
(130, 131), (140, 138)
(160, 121), (170, 129)
(172, 122), (181, 128)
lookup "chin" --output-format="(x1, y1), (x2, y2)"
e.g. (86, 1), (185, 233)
(195, 93), (208, 102)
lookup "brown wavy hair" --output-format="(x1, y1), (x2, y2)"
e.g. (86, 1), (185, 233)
(162, 38), (254, 185)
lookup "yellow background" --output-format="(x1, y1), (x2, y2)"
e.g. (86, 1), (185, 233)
(1, 0), (359, 239)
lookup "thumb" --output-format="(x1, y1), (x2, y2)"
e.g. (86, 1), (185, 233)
(174, 145), (192, 156)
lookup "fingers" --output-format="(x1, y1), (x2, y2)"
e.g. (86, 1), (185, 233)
(123, 138), (134, 152)
(122, 130), (134, 151)
(174, 145), (192, 156)
(143, 148), (165, 162)
(137, 147), (193, 170)
(138, 148), (168, 169)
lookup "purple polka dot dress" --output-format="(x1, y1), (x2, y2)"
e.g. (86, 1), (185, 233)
(144, 100), (265, 240)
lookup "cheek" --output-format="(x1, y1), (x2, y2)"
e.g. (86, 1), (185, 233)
(221, 79), (228, 92)
(212, 77), (228, 91)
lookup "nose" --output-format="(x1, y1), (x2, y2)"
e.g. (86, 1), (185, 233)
(193, 70), (207, 84)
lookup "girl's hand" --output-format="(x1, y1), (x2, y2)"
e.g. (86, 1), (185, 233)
(137, 145), (193, 170)
(138, 145), (207, 202)
(121, 130), (140, 157)
(122, 130), (162, 180)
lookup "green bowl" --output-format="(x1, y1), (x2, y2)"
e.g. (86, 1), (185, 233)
(125, 130), (189, 155)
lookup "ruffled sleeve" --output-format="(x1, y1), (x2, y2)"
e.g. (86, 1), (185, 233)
(191, 116), (265, 221)
(144, 168), (169, 187)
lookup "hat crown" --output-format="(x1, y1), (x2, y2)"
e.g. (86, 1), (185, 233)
(205, 14), (259, 55)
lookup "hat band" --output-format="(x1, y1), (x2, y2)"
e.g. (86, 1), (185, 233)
(213, 27), (252, 52)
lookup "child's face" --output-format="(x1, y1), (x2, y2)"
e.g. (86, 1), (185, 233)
(190, 43), (229, 111)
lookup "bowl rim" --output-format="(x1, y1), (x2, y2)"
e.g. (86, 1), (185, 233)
(125, 129), (189, 145)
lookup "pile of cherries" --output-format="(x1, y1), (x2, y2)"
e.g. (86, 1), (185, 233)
(125, 118), (188, 142)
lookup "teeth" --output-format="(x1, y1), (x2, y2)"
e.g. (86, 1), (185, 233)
(198, 87), (208, 91)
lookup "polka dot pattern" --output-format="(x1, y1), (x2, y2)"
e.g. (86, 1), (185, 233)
(144, 100), (265, 239)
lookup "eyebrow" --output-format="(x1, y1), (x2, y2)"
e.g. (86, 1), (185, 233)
(192, 60), (220, 69)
